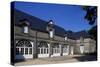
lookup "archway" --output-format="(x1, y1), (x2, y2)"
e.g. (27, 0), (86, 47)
(62, 44), (69, 55)
(15, 39), (33, 59)
(51, 43), (60, 57)
(38, 41), (49, 57)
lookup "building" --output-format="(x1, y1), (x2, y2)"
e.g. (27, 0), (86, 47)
(13, 9), (96, 60)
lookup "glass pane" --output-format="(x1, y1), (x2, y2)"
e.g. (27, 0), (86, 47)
(16, 48), (19, 55)
(47, 48), (48, 53)
(38, 48), (40, 54)
(29, 48), (32, 54)
(21, 48), (24, 55)
(24, 26), (28, 33)
(80, 46), (84, 53)
(44, 49), (46, 54)
(50, 31), (53, 38)
(25, 48), (28, 54)
(41, 49), (43, 54)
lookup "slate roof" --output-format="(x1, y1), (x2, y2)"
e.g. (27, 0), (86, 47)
(14, 9), (66, 37)
(14, 9), (92, 39)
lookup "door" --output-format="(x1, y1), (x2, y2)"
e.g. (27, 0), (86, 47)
(15, 39), (33, 59)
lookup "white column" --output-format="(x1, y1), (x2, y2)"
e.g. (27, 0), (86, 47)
(24, 47), (25, 55)
(48, 43), (51, 57)
(67, 45), (69, 55)
(28, 48), (29, 55)
(59, 44), (62, 56)
(40, 48), (41, 54)
(43, 47), (44, 54)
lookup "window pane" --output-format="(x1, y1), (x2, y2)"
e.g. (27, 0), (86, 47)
(29, 48), (32, 54)
(16, 48), (19, 55)
(50, 31), (53, 38)
(24, 26), (28, 33)
(44, 49), (46, 54)
(25, 48), (28, 54)
(21, 48), (24, 55)
(41, 49), (43, 54)
(38, 48), (40, 54)
(47, 48), (48, 53)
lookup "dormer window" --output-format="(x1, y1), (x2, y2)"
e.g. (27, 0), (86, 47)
(49, 20), (53, 24)
(23, 26), (28, 33)
(49, 30), (54, 38)
(64, 34), (68, 41)
(47, 20), (54, 38)
(19, 19), (30, 34)
(65, 36), (67, 41)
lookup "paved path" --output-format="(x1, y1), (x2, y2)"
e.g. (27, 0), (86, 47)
(15, 55), (97, 66)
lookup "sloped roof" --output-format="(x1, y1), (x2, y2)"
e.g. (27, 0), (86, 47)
(14, 9), (92, 39)
(14, 9), (66, 37)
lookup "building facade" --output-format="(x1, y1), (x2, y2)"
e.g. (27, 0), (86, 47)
(13, 9), (96, 60)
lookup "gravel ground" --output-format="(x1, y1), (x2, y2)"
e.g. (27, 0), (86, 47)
(15, 55), (97, 66)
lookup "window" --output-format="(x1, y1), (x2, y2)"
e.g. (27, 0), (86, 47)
(62, 45), (69, 53)
(44, 48), (46, 54)
(49, 30), (53, 38)
(38, 41), (48, 54)
(65, 37), (67, 41)
(16, 48), (19, 55)
(16, 40), (33, 55)
(63, 48), (67, 53)
(41, 49), (43, 54)
(29, 48), (32, 54)
(47, 48), (48, 53)
(25, 48), (28, 54)
(21, 48), (24, 55)
(23, 26), (28, 33)
(80, 45), (84, 54)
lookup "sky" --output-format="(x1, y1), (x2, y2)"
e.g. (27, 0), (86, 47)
(14, 1), (92, 32)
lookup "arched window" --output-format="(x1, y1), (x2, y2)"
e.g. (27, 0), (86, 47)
(52, 43), (60, 53)
(63, 44), (69, 53)
(16, 39), (33, 55)
(16, 39), (32, 47)
(38, 41), (48, 54)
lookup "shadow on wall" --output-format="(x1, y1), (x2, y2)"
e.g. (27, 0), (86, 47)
(72, 55), (97, 61)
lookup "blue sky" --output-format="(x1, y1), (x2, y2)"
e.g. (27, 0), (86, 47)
(14, 1), (92, 32)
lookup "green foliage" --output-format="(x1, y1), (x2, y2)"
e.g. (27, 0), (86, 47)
(83, 6), (97, 25)
(88, 25), (97, 40)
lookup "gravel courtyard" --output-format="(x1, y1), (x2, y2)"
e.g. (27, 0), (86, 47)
(15, 55), (97, 66)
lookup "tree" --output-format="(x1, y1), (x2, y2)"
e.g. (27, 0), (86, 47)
(83, 6), (97, 40)
(83, 6), (97, 25)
